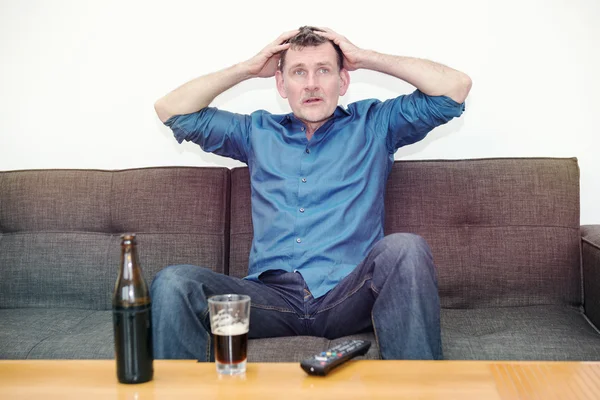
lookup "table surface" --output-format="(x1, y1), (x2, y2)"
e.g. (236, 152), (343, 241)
(1, 360), (599, 399)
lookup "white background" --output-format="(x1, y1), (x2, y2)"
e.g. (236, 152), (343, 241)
(1, 0), (598, 223)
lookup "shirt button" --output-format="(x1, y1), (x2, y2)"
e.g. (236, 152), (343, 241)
(299, 208), (305, 213)
(305, 148), (310, 154)
(301, 127), (305, 131)
(296, 238), (302, 243)
(301, 178), (307, 183)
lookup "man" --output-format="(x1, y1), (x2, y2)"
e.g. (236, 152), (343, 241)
(152, 26), (472, 361)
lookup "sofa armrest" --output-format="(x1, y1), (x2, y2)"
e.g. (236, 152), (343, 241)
(582, 225), (600, 330)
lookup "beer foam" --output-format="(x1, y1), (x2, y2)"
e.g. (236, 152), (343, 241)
(213, 322), (248, 336)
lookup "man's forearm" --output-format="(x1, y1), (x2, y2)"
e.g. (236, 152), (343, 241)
(358, 50), (472, 104)
(154, 63), (252, 123)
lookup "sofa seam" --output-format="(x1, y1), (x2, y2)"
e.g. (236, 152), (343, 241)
(109, 172), (115, 233)
(25, 334), (54, 359)
(581, 311), (600, 335)
(576, 160), (584, 308)
(24, 309), (97, 359)
(63, 309), (99, 334)
(389, 225), (580, 230)
(104, 234), (114, 310)
(0, 158), (578, 174)
(0, 231), (226, 236)
(441, 303), (583, 310)
(223, 169), (231, 276)
(582, 238), (600, 252)
(0, 166), (230, 174)
(233, 226), (580, 233)
(108, 172), (115, 310)
(579, 233), (585, 308)
(390, 157), (578, 164)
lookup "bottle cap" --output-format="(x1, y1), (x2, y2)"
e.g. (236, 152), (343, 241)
(120, 233), (137, 243)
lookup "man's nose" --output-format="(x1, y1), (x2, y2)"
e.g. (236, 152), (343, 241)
(305, 73), (320, 90)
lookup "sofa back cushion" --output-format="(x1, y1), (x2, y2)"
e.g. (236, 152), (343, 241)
(229, 158), (581, 308)
(0, 167), (230, 310)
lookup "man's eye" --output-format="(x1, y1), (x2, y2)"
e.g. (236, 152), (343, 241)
(318, 68), (329, 74)
(294, 70), (306, 76)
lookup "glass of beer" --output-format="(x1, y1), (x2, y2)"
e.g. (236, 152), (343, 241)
(208, 294), (250, 375)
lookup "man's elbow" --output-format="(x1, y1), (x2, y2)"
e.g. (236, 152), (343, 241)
(154, 98), (173, 124)
(450, 73), (472, 104)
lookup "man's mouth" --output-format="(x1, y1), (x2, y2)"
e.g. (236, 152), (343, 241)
(303, 97), (323, 105)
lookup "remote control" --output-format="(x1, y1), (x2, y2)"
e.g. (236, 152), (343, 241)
(300, 339), (371, 376)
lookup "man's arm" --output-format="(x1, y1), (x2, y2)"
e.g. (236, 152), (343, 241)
(154, 30), (299, 123)
(154, 64), (250, 123)
(317, 28), (472, 104)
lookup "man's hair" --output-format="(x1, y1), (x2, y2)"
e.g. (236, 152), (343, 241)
(278, 26), (344, 72)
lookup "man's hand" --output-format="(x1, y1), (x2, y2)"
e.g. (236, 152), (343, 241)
(316, 27), (471, 103)
(314, 28), (366, 71)
(242, 30), (299, 78)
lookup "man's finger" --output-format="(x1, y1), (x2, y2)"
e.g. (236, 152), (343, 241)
(276, 29), (300, 44)
(315, 29), (343, 41)
(267, 43), (291, 55)
(315, 30), (340, 43)
(317, 27), (336, 34)
(315, 30), (333, 37)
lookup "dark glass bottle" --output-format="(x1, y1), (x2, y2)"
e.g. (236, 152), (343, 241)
(112, 233), (153, 384)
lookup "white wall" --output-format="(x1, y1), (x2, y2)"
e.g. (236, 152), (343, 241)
(1, 0), (599, 223)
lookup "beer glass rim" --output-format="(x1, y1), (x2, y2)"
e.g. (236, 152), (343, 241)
(208, 294), (250, 304)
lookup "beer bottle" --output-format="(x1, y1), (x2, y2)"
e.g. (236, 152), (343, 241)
(112, 233), (154, 384)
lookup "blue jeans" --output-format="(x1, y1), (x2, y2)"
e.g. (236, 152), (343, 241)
(150, 233), (442, 360)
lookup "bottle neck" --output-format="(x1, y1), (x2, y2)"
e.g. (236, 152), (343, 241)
(114, 243), (149, 307)
(120, 245), (138, 280)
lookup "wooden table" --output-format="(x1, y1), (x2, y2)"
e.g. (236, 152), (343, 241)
(1, 360), (599, 399)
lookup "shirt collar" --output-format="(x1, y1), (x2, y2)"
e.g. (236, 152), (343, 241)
(278, 105), (351, 125)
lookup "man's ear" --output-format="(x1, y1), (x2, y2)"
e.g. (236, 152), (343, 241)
(339, 68), (350, 96)
(275, 70), (288, 99)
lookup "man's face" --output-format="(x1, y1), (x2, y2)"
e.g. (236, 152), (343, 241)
(276, 42), (349, 126)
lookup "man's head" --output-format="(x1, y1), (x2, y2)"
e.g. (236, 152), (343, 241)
(276, 26), (350, 127)
(278, 26), (344, 72)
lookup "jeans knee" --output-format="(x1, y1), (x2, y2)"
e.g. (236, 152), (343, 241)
(379, 233), (431, 257)
(373, 233), (435, 276)
(151, 264), (204, 300)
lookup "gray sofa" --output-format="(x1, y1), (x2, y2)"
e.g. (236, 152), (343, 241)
(1, 158), (599, 361)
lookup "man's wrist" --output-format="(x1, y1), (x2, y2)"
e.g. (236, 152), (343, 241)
(355, 49), (379, 71)
(232, 62), (255, 81)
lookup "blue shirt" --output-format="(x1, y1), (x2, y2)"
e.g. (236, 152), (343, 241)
(165, 90), (464, 298)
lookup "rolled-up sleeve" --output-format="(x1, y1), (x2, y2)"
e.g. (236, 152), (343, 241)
(368, 90), (465, 153)
(164, 107), (251, 163)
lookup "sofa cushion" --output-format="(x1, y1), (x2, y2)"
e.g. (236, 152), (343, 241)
(442, 305), (600, 360)
(0, 167), (231, 309)
(0, 233), (115, 309)
(25, 310), (114, 359)
(1, 307), (376, 360)
(0, 308), (97, 359)
(5, 307), (597, 361)
(0, 170), (112, 233)
(384, 158), (581, 308)
(248, 332), (379, 362)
